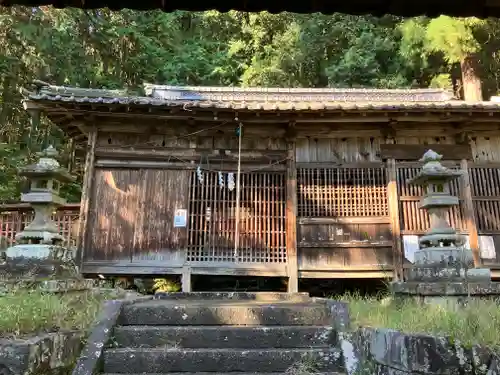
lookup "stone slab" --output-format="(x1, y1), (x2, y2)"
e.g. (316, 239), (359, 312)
(407, 266), (490, 282)
(312, 298), (351, 331)
(152, 292), (311, 302)
(102, 347), (344, 373)
(391, 281), (500, 296)
(119, 300), (332, 326)
(112, 325), (337, 349)
(0, 331), (83, 375)
(413, 247), (473, 266)
(102, 373), (340, 375)
(344, 326), (500, 375)
(1, 244), (77, 280)
(0, 279), (94, 294)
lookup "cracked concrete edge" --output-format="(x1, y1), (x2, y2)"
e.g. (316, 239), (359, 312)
(341, 326), (500, 375)
(71, 295), (153, 375)
(312, 297), (351, 331)
(0, 330), (84, 375)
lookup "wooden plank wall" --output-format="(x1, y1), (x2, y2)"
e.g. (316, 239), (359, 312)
(83, 132), (290, 271)
(98, 132), (288, 151)
(86, 168), (190, 264)
(295, 136), (500, 163)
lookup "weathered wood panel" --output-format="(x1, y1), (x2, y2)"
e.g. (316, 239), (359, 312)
(86, 169), (142, 261)
(187, 170), (287, 264)
(298, 247), (393, 270)
(295, 137), (383, 163)
(132, 169), (190, 265)
(470, 136), (500, 162)
(397, 162), (467, 234)
(298, 220), (392, 247)
(295, 135), (500, 163)
(380, 144), (472, 160)
(86, 168), (190, 264)
(97, 132), (288, 151)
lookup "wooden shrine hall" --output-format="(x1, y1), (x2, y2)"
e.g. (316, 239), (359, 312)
(5, 83), (500, 292)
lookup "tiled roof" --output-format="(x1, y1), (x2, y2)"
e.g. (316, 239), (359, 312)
(25, 84), (500, 112)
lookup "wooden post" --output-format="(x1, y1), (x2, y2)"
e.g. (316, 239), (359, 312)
(76, 129), (97, 270)
(286, 141), (298, 293)
(460, 159), (481, 266)
(387, 158), (403, 281)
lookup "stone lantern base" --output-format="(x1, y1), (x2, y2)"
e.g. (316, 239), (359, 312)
(391, 281), (500, 309)
(0, 244), (94, 293)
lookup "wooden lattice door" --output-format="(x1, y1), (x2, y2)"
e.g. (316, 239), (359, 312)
(187, 170), (287, 264)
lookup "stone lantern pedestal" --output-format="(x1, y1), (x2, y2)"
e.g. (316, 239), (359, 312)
(391, 150), (500, 307)
(0, 146), (93, 293)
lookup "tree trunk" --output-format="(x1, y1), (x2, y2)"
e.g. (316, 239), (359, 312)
(460, 54), (483, 102)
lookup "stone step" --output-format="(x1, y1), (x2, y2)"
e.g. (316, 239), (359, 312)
(119, 301), (332, 326)
(112, 325), (337, 348)
(103, 373), (342, 375)
(103, 348), (344, 373)
(152, 292), (312, 302)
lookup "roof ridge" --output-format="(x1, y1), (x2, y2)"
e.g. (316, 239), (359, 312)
(144, 84), (450, 94)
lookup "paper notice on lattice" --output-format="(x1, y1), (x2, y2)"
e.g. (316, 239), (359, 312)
(479, 236), (497, 259)
(403, 235), (419, 264)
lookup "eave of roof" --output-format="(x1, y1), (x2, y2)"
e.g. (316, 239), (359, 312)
(25, 84), (500, 113)
(0, 0), (497, 18)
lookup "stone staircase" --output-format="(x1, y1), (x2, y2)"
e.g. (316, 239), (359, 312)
(101, 292), (347, 374)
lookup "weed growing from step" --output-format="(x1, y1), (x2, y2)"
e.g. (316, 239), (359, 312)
(0, 289), (111, 338)
(340, 292), (500, 347)
(285, 354), (320, 375)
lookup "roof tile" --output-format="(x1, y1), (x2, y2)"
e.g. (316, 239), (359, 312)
(25, 84), (500, 112)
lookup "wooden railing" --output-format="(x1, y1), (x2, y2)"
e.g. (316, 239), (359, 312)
(0, 203), (80, 248)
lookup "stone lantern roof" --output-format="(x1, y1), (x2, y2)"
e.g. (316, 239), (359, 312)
(19, 145), (75, 183)
(408, 149), (463, 186)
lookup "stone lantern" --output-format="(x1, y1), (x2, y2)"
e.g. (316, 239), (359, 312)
(392, 150), (497, 305)
(0, 146), (90, 291)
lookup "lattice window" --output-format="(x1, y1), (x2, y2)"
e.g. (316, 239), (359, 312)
(397, 164), (466, 233)
(187, 171), (286, 263)
(297, 166), (388, 217)
(469, 166), (500, 233)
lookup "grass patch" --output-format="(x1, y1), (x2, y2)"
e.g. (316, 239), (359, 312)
(0, 289), (114, 338)
(339, 293), (500, 347)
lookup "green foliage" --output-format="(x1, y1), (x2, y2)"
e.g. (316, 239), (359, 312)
(153, 278), (181, 293)
(1, 9), (500, 201)
(0, 289), (106, 337)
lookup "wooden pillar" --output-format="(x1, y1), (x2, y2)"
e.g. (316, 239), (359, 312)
(387, 158), (403, 281)
(76, 128), (97, 270)
(286, 141), (298, 293)
(460, 159), (481, 266)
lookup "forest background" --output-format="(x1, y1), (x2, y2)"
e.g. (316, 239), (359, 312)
(0, 9), (498, 202)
